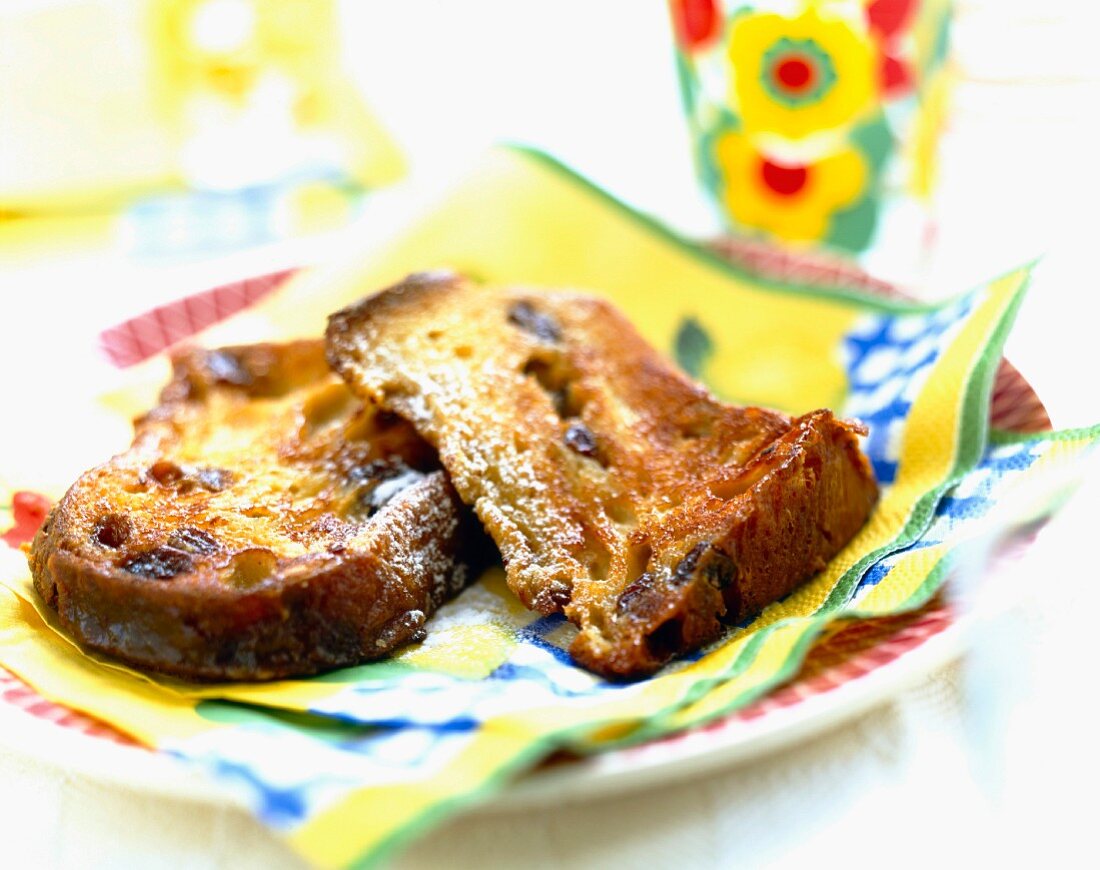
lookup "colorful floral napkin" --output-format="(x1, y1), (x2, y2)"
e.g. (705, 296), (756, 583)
(1, 147), (1095, 868)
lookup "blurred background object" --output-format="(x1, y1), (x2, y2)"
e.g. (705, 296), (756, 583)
(0, 0), (405, 261)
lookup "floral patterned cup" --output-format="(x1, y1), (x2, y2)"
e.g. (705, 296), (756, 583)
(670, 0), (952, 261)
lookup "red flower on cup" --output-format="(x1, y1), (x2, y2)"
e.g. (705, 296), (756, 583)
(865, 0), (918, 98)
(867, 0), (918, 39)
(670, 0), (722, 51)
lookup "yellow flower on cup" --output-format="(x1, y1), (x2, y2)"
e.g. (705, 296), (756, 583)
(729, 6), (877, 139)
(713, 130), (867, 243)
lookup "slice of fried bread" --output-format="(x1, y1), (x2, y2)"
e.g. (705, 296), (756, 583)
(326, 273), (878, 678)
(30, 340), (486, 680)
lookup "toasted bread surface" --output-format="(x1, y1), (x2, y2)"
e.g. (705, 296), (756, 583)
(30, 340), (486, 680)
(326, 273), (878, 678)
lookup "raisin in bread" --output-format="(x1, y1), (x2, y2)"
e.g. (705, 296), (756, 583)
(326, 273), (878, 678)
(30, 340), (487, 680)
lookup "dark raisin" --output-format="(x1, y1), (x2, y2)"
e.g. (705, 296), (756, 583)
(195, 467), (232, 492)
(758, 444), (777, 458)
(670, 542), (709, 586)
(705, 551), (736, 588)
(673, 543), (739, 613)
(721, 584), (743, 623)
(93, 514), (131, 548)
(167, 527), (220, 555)
(147, 460), (183, 486)
(563, 422), (598, 457)
(205, 350), (252, 386)
(646, 617), (685, 661)
(508, 301), (561, 342)
(121, 546), (193, 580)
(617, 572), (657, 612)
(214, 639), (239, 667)
(538, 583), (572, 612)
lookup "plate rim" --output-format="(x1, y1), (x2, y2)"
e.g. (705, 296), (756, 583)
(0, 610), (969, 813)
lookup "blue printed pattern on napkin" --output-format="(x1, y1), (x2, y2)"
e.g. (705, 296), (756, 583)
(849, 435), (1047, 603)
(840, 292), (975, 484)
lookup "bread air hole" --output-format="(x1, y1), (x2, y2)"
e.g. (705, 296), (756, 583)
(343, 411), (375, 443)
(581, 527), (611, 582)
(625, 541), (652, 580)
(604, 496), (637, 527)
(228, 548), (277, 587)
(300, 382), (354, 434)
(680, 420), (713, 440)
(522, 356), (585, 418)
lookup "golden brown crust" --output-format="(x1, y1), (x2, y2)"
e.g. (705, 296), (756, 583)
(326, 273), (878, 679)
(30, 339), (487, 681)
